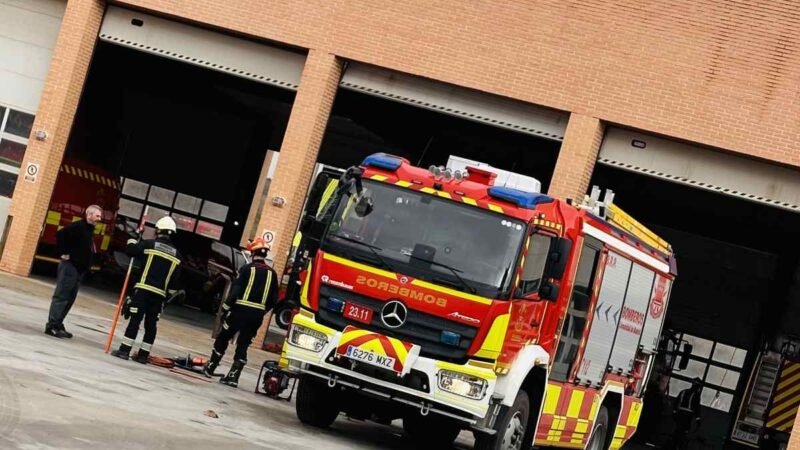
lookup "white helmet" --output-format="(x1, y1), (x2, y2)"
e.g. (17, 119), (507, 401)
(155, 216), (177, 233)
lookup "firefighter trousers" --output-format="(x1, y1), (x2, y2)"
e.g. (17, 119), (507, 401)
(120, 290), (164, 354)
(213, 307), (265, 362)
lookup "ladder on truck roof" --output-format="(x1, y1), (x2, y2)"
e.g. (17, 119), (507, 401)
(576, 186), (673, 255)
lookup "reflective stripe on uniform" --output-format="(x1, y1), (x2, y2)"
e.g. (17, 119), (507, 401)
(121, 336), (134, 346)
(235, 269), (273, 310)
(140, 342), (152, 351)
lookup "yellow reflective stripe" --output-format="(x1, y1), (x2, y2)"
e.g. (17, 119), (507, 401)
(316, 180), (339, 216)
(488, 204), (504, 213)
(260, 270), (273, 305)
(135, 284), (167, 296)
(300, 261), (312, 308)
(370, 174), (388, 181)
(543, 383), (561, 415)
(462, 197), (477, 206)
(46, 211), (61, 226)
(235, 299), (266, 310)
(143, 249), (181, 265)
(410, 278), (492, 305)
(628, 401), (643, 426)
(436, 191), (452, 199)
(101, 235), (111, 250)
(420, 187), (436, 194)
(567, 390), (585, 418)
(141, 254), (154, 285)
(395, 180), (413, 188)
(474, 313), (509, 359)
(242, 268), (256, 304)
(165, 261), (178, 288)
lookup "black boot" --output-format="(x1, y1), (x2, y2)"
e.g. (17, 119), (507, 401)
(134, 350), (149, 364)
(203, 350), (222, 378)
(220, 359), (245, 388)
(112, 345), (132, 360)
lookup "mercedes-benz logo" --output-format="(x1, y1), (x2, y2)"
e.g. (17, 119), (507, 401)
(380, 300), (408, 328)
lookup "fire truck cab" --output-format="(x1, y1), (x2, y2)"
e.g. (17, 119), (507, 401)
(282, 153), (677, 450)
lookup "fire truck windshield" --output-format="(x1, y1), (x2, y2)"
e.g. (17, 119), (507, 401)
(321, 180), (526, 299)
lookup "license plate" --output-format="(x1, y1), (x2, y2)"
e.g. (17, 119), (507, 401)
(343, 302), (373, 325)
(345, 345), (396, 371)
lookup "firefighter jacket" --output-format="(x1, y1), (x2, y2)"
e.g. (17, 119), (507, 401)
(222, 259), (279, 314)
(127, 236), (182, 298)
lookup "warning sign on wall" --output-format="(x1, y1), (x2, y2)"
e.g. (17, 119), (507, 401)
(24, 162), (39, 183)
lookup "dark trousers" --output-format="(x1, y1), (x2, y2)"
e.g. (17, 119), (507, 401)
(47, 261), (82, 329)
(213, 307), (265, 362)
(120, 290), (164, 354)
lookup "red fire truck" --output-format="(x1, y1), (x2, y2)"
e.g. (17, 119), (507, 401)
(281, 153), (677, 450)
(35, 158), (120, 271)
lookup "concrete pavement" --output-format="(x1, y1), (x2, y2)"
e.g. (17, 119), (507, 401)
(0, 272), (474, 449)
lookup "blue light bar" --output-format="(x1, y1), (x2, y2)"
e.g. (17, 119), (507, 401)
(326, 297), (345, 313)
(488, 186), (553, 209)
(440, 331), (461, 346)
(362, 153), (404, 171)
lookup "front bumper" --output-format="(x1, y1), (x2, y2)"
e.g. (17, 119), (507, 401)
(282, 312), (498, 423)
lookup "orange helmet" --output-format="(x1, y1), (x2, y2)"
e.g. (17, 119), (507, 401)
(247, 238), (270, 253)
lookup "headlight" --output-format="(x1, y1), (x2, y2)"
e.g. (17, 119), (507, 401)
(437, 370), (487, 400)
(288, 325), (328, 352)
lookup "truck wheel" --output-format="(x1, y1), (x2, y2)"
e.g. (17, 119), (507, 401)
(474, 390), (531, 450)
(403, 413), (461, 447)
(296, 376), (340, 428)
(274, 301), (294, 330)
(586, 406), (610, 450)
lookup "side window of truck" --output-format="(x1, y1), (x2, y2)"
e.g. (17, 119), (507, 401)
(519, 234), (552, 294)
(551, 237), (602, 381)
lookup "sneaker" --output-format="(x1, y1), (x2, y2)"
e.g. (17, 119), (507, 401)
(44, 327), (70, 339)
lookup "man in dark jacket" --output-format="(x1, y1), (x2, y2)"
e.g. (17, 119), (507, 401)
(203, 237), (278, 387)
(111, 216), (182, 363)
(672, 377), (703, 449)
(45, 205), (102, 338)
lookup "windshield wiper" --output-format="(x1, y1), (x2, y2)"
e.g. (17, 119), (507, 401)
(407, 255), (478, 295)
(330, 234), (397, 273)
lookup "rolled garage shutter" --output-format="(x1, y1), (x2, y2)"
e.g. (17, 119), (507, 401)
(598, 128), (800, 212)
(99, 6), (305, 91)
(340, 63), (569, 141)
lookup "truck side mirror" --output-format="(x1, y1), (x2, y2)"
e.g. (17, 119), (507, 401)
(355, 195), (374, 217)
(542, 237), (572, 280)
(678, 343), (693, 370)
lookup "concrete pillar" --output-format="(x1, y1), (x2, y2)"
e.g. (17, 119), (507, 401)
(546, 113), (605, 201)
(254, 50), (343, 346)
(0, 0), (105, 275)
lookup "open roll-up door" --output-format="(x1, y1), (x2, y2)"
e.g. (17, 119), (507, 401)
(340, 63), (568, 141)
(599, 128), (800, 212)
(99, 6), (305, 90)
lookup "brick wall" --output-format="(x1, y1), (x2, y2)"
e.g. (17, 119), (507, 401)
(0, 0), (104, 275)
(115, 0), (800, 169)
(547, 114), (604, 201)
(252, 50), (343, 346)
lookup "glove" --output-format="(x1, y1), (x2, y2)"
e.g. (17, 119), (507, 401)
(122, 296), (133, 319)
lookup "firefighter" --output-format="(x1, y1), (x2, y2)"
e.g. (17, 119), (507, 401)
(112, 216), (182, 363)
(672, 377), (703, 449)
(203, 237), (278, 387)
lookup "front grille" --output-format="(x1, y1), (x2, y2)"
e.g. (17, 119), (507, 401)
(317, 285), (478, 364)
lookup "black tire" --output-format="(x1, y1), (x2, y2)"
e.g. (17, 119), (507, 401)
(403, 412), (461, 448)
(474, 390), (531, 450)
(274, 301), (294, 330)
(296, 376), (340, 428)
(586, 406), (610, 450)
